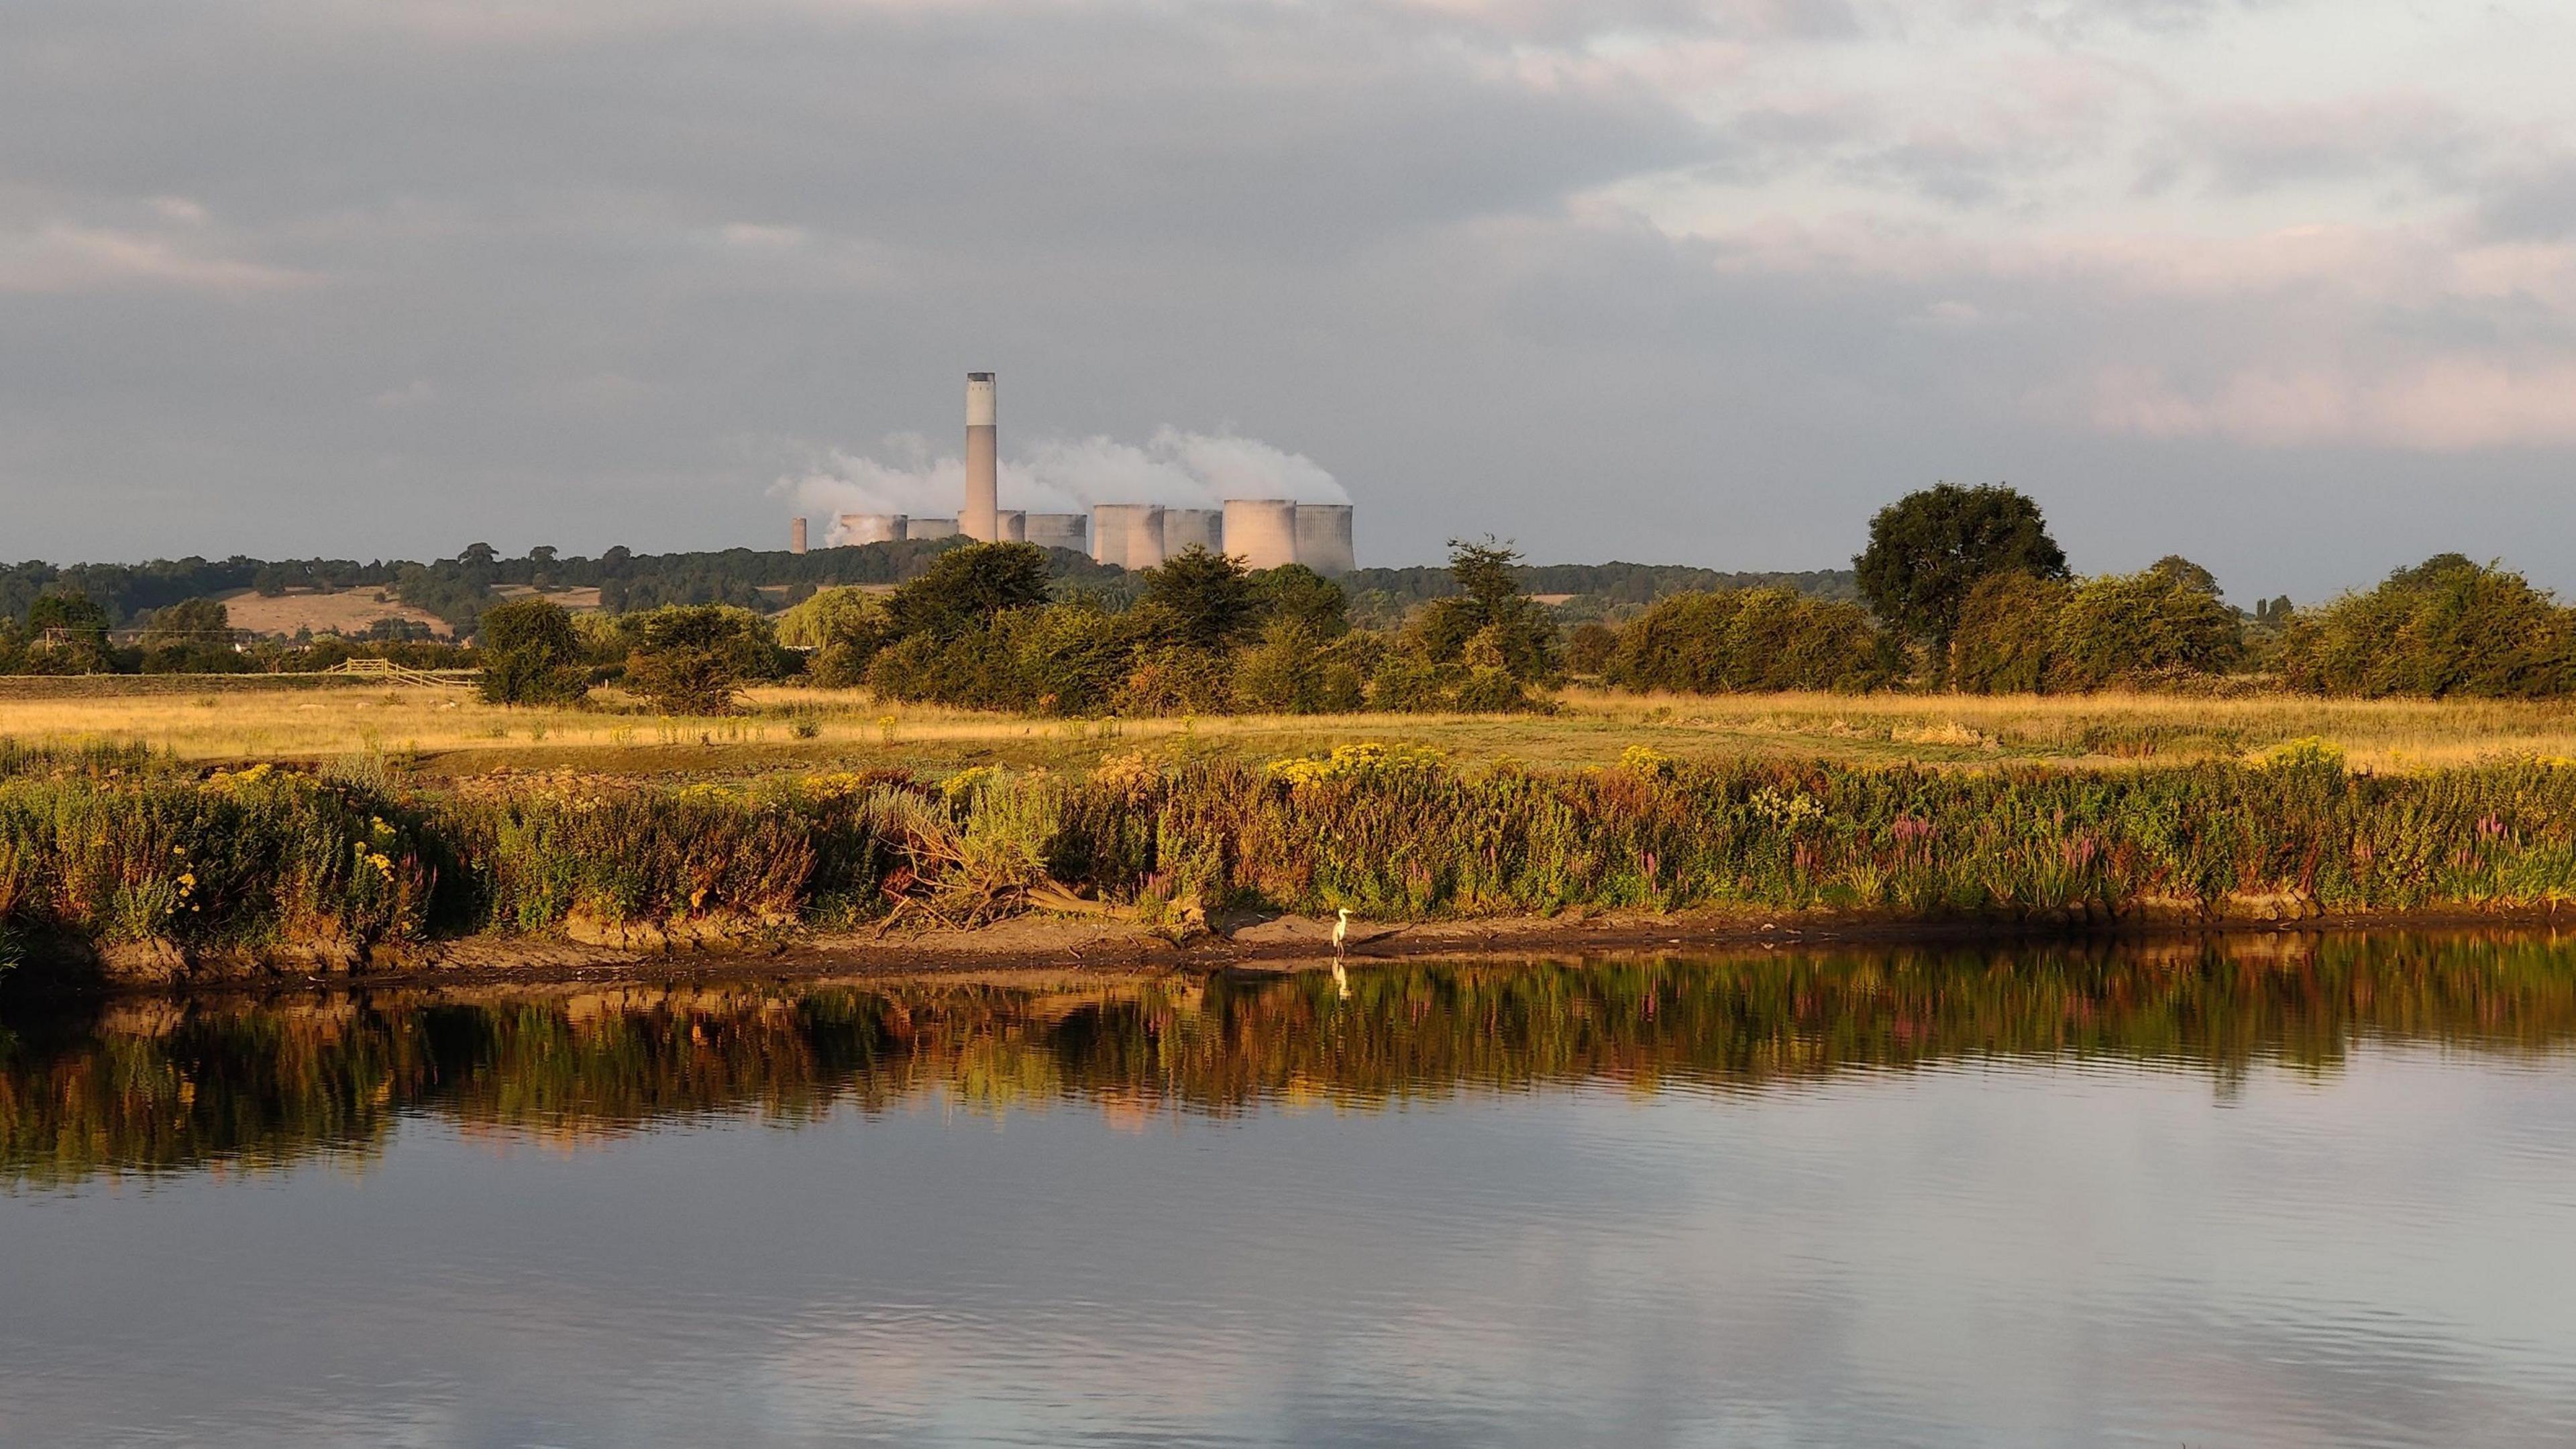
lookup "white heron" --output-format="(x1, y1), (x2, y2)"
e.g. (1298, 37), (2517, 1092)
(1332, 908), (1354, 1000)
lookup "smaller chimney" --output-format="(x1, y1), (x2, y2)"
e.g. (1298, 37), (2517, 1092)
(790, 517), (810, 555)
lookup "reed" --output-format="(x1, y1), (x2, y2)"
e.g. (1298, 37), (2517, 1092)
(6, 739), (2576, 973)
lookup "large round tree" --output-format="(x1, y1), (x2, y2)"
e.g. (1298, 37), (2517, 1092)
(1854, 484), (2068, 668)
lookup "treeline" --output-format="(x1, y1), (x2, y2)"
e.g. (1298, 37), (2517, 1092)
(0, 539), (1116, 638)
(1343, 561), (1857, 627)
(773, 539), (1560, 715)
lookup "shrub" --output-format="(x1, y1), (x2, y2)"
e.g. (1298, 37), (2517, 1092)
(623, 605), (783, 715)
(885, 542), (1053, 639)
(477, 597), (589, 706)
(1411, 539), (1559, 684)
(1604, 588), (1890, 694)
(1949, 572), (2070, 694)
(1134, 547), (1262, 651)
(2279, 555), (2576, 698)
(1234, 620), (1330, 713)
(2049, 568), (2241, 689)
(1254, 564), (1349, 639)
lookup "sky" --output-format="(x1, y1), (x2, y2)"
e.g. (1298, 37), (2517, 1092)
(3, 0), (2574, 599)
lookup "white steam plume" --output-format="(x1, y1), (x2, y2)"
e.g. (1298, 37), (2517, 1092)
(775, 427), (1348, 545)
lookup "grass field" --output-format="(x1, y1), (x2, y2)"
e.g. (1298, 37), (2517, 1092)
(0, 676), (2570, 780)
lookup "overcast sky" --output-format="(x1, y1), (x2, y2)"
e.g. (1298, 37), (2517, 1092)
(5, 0), (2573, 598)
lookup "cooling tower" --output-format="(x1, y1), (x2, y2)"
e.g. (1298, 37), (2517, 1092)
(1293, 502), (1355, 575)
(1092, 504), (1165, 570)
(1162, 507), (1224, 556)
(905, 517), (960, 541)
(1222, 498), (1299, 571)
(790, 518), (809, 555)
(838, 513), (902, 546)
(1024, 513), (1089, 553)
(963, 372), (998, 543)
(997, 509), (1026, 542)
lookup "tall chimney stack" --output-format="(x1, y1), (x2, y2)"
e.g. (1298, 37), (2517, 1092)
(963, 372), (998, 542)
(789, 517), (809, 555)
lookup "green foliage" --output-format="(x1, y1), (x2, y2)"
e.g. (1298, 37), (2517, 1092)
(0, 762), (431, 951)
(1235, 621), (1335, 713)
(1253, 564), (1349, 639)
(887, 542), (1054, 640)
(1135, 546), (1262, 651)
(773, 586), (885, 649)
(622, 605), (784, 715)
(2278, 555), (2576, 699)
(1949, 572), (2072, 694)
(1411, 538), (1558, 685)
(1949, 566), (2241, 694)
(1602, 588), (1892, 694)
(476, 597), (589, 706)
(867, 602), (1130, 716)
(1564, 621), (1617, 678)
(1854, 483), (2068, 656)
(11, 749), (2576, 994)
(2049, 568), (2241, 689)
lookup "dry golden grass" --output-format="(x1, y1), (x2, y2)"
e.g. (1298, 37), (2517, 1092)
(0, 677), (2571, 779)
(215, 586), (457, 639)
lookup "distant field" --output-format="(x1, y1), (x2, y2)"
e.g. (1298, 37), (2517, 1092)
(0, 677), (2569, 781)
(215, 586), (457, 639)
(213, 583), (604, 639)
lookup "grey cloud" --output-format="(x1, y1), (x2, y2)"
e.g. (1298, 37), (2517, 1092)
(2478, 155), (2576, 241)
(0, 0), (2570, 601)
(2180, 96), (2482, 196)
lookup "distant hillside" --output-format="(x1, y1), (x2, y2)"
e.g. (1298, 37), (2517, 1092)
(0, 541), (1116, 635)
(2, 545), (1856, 638)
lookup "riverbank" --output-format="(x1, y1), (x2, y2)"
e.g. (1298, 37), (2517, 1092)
(9, 740), (2576, 994)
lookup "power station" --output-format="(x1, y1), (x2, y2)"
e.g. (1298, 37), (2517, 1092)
(798, 374), (1355, 574)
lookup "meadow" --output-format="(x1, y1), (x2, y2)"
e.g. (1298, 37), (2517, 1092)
(0, 676), (2572, 780)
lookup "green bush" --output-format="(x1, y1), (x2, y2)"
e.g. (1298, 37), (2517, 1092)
(477, 597), (589, 706)
(2279, 555), (2576, 698)
(623, 605), (784, 715)
(1604, 588), (1890, 694)
(1949, 572), (2070, 693)
(2049, 567), (2241, 689)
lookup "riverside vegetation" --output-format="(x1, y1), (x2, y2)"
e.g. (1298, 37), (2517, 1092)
(9, 733), (2576, 980)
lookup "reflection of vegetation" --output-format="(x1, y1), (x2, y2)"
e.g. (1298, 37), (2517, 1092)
(9, 934), (2576, 1189)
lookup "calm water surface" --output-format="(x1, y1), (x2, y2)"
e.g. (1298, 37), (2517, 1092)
(7, 934), (2576, 1446)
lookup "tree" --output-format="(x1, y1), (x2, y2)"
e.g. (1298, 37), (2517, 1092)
(26, 590), (113, 672)
(1254, 564), (1349, 638)
(885, 542), (1052, 639)
(2277, 556), (2576, 699)
(142, 597), (231, 647)
(1136, 546), (1261, 651)
(623, 605), (782, 714)
(2050, 570), (2242, 688)
(1949, 573), (2071, 694)
(1854, 484), (2068, 669)
(478, 597), (588, 705)
(1413, 537), (1558, 684)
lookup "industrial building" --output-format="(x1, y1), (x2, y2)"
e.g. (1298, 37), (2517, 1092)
(802, 374), (1356, 573)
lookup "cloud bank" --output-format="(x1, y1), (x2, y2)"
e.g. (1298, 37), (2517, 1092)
(4, 0), (2576, 594)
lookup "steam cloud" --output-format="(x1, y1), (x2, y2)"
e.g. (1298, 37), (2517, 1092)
(775, 427), (1348, 545)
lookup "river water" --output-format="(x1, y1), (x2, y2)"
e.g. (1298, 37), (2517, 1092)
(7, 934), (2576, 1446)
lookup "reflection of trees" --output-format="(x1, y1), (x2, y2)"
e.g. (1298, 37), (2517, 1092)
(9, 932), (2576, 1189)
